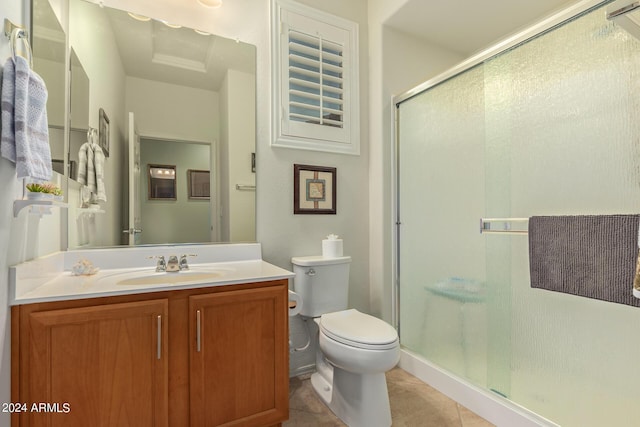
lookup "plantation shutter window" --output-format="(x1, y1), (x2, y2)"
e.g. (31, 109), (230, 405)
(288, 30), (344, 129)
(272, 0), (360, 155)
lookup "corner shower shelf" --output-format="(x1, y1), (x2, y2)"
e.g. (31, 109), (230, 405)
(13, 199), (69, 218)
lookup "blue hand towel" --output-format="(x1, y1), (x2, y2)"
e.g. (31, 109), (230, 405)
(1, 55), (52, 180)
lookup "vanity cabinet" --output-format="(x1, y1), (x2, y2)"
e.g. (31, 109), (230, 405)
(189, 286), (288, 426)
(12, 280), (289, 427)
(12, 299), (169, 427)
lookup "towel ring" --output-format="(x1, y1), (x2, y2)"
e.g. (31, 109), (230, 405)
(10, 27), (33, 68)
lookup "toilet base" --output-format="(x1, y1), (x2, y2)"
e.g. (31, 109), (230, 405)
(311, 366), (392, 427)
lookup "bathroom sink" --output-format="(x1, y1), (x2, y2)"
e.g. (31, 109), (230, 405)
(95, 267), (231, 286)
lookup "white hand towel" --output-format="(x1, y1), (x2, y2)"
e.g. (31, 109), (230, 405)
(77, 141), (107, 203)
(0, 56), (52, 180)
(77, 141), (93, 188)
(90, 142), (107, 202)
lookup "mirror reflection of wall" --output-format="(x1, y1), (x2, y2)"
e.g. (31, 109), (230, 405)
(31, 0), (65, 175)
(68, 49), (90, 181)
(58, 0), (257, 248)
(143, 140), (212, 245)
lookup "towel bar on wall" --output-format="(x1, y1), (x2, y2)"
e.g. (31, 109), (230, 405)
(235, 184), (256, 191)
(480, 217), (529, 235)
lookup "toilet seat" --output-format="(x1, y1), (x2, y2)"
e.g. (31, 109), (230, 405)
(320, 309), (399, 350)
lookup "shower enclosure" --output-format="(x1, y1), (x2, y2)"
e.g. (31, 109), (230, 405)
(395, 1), (640, 426)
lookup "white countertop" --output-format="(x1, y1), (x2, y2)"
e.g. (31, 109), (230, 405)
(10, 244), (295, 305)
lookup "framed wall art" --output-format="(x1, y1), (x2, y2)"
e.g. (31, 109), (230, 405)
(148, 164), (176, 200)
(187, 169), (210, 199)
(98, 108), (110, 157)
(293, 164), (336, 214)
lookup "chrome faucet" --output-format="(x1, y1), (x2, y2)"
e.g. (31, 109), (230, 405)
(179, 254), (197, 271)
(166, 255), (180, 272)
(150, 255), (166, 272)
(149, 254), (196, 272)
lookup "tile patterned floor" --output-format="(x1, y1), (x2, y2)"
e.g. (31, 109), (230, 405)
(285, 367), (495, 427)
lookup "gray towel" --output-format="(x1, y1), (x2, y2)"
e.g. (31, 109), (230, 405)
(528, 215), (640, 307)
(1, 56), (52, 180)
(77, 140), (107, 203)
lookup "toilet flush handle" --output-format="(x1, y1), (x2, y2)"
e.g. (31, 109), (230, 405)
(305, 268), (316, 276)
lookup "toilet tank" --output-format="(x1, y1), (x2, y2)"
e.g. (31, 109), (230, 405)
(291, 255), (351, 317)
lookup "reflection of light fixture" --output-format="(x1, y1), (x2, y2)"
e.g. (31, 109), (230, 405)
(161, 21), (182, 29)
(150, 167), (176, 179)
(194, 29), (211, 36)
(197, 0), (223, 8)
(127, 12), (151, 22)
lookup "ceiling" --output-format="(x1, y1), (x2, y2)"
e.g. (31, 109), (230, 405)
(384, 0), (579, 56)
(106, 7), (256, 91)
(35, 0), (588, 90)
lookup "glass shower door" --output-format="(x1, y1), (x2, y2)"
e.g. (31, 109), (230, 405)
(397, 65), (505, 388)
(397, 3), (640, 425)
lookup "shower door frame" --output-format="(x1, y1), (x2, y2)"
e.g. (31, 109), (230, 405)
(391, 0), (610, 333)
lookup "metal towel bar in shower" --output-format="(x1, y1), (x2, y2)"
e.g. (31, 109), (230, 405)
(480, 217), (529, 235)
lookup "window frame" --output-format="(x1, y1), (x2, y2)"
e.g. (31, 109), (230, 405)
(271, 0), (360, 155)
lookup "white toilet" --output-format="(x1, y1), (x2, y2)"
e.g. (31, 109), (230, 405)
(292, 255), (400, 427)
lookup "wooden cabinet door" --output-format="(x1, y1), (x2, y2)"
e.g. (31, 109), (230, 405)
(189, 284), (288, 427)
(22, 299), (168, 427)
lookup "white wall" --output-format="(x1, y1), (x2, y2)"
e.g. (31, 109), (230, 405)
(125, 76), (219, 143)
(224, 69), (255, 242)
(367, 0), (465, 322)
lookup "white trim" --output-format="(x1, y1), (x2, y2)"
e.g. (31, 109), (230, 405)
(270, 0), (360, 155)
(399, 349), (560, 427)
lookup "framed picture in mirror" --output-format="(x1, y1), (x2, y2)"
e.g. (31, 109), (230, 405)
(98, 108), (110, 157)
(148, 164), (177, 200)
(187, 169), (210, 200)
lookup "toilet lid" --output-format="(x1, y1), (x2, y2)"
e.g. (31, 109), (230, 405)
(320, 309), (398, 350)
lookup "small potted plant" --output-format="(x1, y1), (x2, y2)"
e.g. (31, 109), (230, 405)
(25, 183), (51, 200)
(25, 182), (63, 200)
(43, 183), (64, 201)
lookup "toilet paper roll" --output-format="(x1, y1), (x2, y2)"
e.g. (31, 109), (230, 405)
(288, 290), (303, 317)
(322, 239), (343, 258)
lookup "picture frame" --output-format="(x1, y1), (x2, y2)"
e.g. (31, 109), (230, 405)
(293, 164), (336, 215)
(148, 164), (177, 200)
(187, 169), (210, 200)
(98, 108), (110, 157)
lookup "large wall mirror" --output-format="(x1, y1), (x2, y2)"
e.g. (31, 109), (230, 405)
(32, 0), (257, 249)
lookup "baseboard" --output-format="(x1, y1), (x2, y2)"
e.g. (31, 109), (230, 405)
(398, 349), (559, 427)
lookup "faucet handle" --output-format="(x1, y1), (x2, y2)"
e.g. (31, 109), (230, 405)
(179, 254), (197, 270)
(147, 255), (166, 272)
